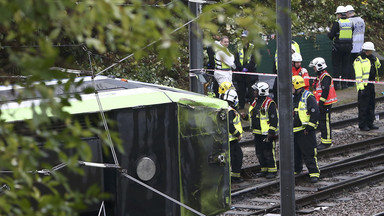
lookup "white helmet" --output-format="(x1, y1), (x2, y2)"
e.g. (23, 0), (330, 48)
(252, 82), (269, 96)
(335, 6), (347, 14)
(222, 89), (239, 106)
(345, 5), (354, 12)
(309, 57), (327, 71)
(362, 42), (375, 51)
(292, 52), (303, 62)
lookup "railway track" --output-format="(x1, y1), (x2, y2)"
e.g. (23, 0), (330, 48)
(224, 136), (384, 215)
(239, 96), (384, 146)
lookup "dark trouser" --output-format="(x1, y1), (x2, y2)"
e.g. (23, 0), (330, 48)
(294, 130), (320, 178)
(233, 74), (258, 109)
(230, 139), (243, 175)
(332, 45), (352, 88)
(358, 83), (376, 129)
(319, 105), (332, 145)
(349, 53), (359, 86)
(254, 134), (277, 173)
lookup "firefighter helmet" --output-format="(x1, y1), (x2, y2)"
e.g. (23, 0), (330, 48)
(309, 57), (327, 71)
(251, 82), (269, 96)
(292, 52), (303, 62)
(222, 89), (239, 106)
(218, 81), (233, 94)
(292, 75), (306, 90)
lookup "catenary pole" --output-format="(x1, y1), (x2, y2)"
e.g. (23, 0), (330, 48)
(276, 0), (296, 215)
(188, 1), (205, 94)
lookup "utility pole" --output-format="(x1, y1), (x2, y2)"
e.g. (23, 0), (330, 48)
(276, 0), (295, 215)
(188, 1), (205, 94)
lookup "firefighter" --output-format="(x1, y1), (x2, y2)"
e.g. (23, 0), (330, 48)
(292, 76), (320, 183)
(241, 82), (278, 179)
(234, 30), (258, 109)
(222, 89), (244, 182)
(354, 42), (381, 131)
(328, 5), (353, 90)
(309, 57), (338, 150)
(292, 52), (310, 90)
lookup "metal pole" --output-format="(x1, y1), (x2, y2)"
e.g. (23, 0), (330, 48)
(276, 0), (295, 215)
(188, 1), (205, 94)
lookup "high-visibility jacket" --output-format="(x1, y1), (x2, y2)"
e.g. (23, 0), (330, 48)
(337, 19), (353, 41)
(354, 55), (381, 91)
(229, 107), (243, 141)
(249, 97), (278, 135)
(238, 43), (254, 66)
(293, 90), (317, 132)
(313, 71), (338, 105)
(292, 67), (310, 90)
(216, 58), (231, 70)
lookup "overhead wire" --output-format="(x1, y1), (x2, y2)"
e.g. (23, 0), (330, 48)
(86, 46), (120, 166)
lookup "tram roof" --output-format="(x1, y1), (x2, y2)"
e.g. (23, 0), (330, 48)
(0, 76), (227, 122)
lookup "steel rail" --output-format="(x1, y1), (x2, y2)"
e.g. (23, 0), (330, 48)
(239, 136), (384, 179)
(231, 153), (384, 215)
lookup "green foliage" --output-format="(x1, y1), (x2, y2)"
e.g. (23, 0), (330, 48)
(0, 0), (275, 215)
(291, 0), (384, 53)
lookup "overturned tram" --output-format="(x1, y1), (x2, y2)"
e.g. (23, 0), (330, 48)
(0, 76), (231, 216)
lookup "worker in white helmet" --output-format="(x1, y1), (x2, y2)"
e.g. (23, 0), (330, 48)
(328, 5), (354, 90)
(353, 42), (381, 131)
(346, 5), (365, 87)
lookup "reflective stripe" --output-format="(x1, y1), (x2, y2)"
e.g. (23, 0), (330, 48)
(231, 172), (240, 177)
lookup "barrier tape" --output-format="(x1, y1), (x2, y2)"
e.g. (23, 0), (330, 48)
(189, 68), (384, 85)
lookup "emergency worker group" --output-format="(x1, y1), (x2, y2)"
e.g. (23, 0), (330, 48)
(208, 4), (381, 184)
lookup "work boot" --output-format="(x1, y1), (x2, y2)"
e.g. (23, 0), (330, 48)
(310, 177), (319, 183)
(369, 125), (379, 130)
(231, 177), (244, 183)
(265, 172), (277, 179)
(360, 126), (370, 131)
(256, 172), (267, 178)
(317, 143), (332, 150)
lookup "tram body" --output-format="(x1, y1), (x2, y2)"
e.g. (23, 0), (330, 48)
(0, 76), (231, 215)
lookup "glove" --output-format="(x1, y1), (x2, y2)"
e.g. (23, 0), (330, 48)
(267, 133), (277, 142)
(242, 68), (248, 72)
(304, 125), (315, 135)
(361, 88), (369, 96)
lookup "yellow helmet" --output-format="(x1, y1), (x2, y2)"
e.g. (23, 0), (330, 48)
(218, 81), (233, 94)
(292, 75), (305, 90)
